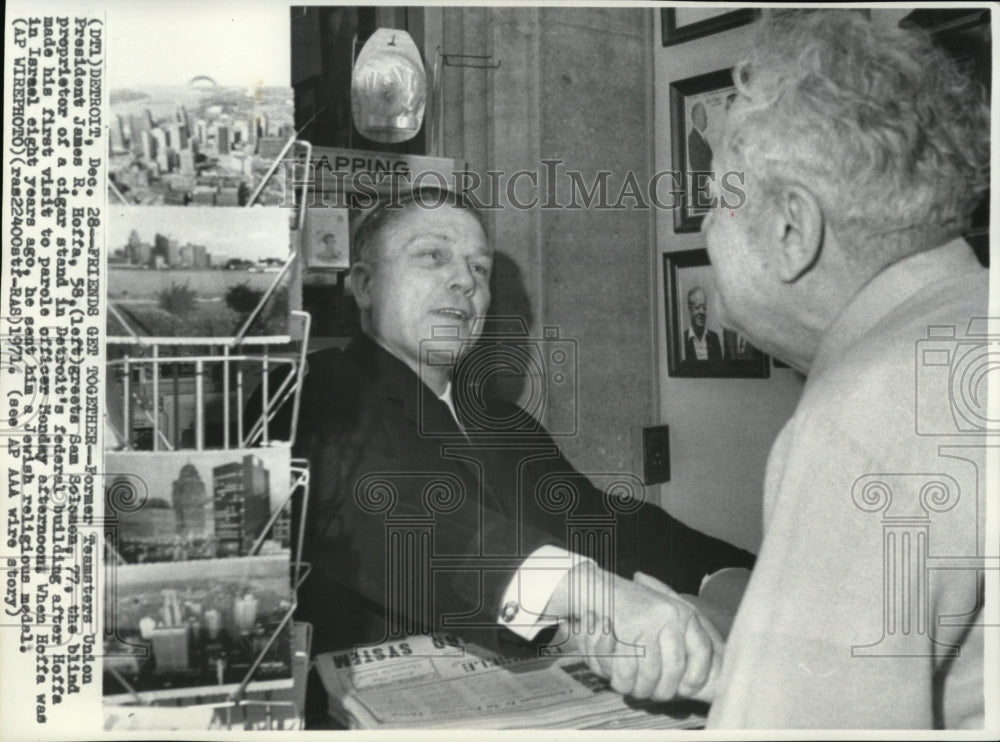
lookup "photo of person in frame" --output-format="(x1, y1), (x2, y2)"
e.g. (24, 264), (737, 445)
(665, 250), (770, 377)
(684, 85), (735, 213)
(676, 265), (724, 362)
(684, 285), (722, 361)
(306, 207), (351, 270)
(315, 232), (347, 265)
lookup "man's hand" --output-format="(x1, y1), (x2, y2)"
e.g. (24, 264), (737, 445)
(546, 563), (723, 703)
(637, 568), (749, 640)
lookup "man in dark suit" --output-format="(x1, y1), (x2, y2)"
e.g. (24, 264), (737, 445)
(687, 103), (714, 210)
(722, 328), (760, 361)
(688, 103), (713, 173)
(683, 287), (722, 360)
(287, 189), (754, 703)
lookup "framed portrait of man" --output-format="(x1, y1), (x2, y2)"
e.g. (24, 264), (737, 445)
(661, 8), (757, 47)
(663, 249), (769, 378)
(669, 69), (736, 233)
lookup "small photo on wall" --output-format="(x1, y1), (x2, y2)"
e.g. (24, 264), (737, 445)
(306, 207), (351, 270)
(669, 69), (737, 233)
(663, 249), (769, 378)
(661, 8), (757, 47)
(675, 262), (725, 363)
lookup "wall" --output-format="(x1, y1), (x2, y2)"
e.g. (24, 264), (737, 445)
(427, 7), (660, 478)
(652, 16), (804, 552)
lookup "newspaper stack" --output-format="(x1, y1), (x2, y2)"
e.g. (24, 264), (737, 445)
(315, 633), (707, 730)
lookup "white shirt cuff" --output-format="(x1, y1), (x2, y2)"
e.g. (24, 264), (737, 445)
(497, 545), (593, 640)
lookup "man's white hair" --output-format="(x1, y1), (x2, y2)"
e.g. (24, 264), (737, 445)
(720, 10), (989, 262)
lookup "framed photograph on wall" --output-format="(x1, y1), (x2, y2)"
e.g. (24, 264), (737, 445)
(661, 8), (757, 47)
(670, 68), (735, 233)
(900, 8), (991, 266)
(305, 206), (351, 270)
(663, 249), (769, 378)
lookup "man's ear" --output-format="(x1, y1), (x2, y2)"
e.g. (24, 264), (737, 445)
(774, 184), (824, 283)
(350, 262), (374, 311)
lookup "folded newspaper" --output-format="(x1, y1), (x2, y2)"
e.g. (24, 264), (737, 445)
(314, 633), (707, 730)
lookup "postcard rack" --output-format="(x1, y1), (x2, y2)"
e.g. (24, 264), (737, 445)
(106, 310), (311, 451)
(103, 323), (314, 727)
(103, 308), (315, 726)
(102, 138), (321, 729)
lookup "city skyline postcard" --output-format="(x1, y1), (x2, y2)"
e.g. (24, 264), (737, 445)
(106, 206), (293, 340)
(104, 446), (293, 565)
(106, 3), (294, 207)
(102, 553), (294, 702)
(103, 445), (295, 703)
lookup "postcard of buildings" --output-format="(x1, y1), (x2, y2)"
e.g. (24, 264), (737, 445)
(107, 4), (294, 207)
(104, 446), (293, 564)
(102, 553), (294, 699)
(106, 206), (292, 340)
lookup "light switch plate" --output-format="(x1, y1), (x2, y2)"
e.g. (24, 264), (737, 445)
(640, 425), (671, 485)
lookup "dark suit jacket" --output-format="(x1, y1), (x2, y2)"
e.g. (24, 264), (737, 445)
(687, 127), (714, 210)
(687, 127), (714, 174)
(723, 328), (760, 361)
(684, 328), (722, 361)
(274, 333), (753, 656)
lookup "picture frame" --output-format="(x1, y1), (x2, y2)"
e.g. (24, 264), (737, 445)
(106, 206), (293, 342)
(669, 68), (735, 233)
(305, 206), (351, 270)
(663, 249), (769, 379)
(661, 8), (757, 47)
(900, 8), (991, 266)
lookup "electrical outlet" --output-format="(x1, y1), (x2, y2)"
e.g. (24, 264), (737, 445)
(640, 425), (670, 485)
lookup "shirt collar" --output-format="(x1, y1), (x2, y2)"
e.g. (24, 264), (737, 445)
(438, 380), (455, 410)
(438, 381), (469, 436)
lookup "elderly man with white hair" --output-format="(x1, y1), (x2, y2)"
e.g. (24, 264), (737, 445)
(695, 9), (989, 729)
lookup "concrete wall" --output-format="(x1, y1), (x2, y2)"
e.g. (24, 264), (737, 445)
(428, 7), (660, 479)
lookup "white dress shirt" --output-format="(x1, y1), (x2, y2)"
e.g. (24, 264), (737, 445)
(686, 327), (709, 360)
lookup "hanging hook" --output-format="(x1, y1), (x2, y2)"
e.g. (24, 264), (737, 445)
(436, 46), (501, 69)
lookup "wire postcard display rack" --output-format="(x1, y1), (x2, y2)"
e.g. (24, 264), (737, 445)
(103, 141), (315, 730)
